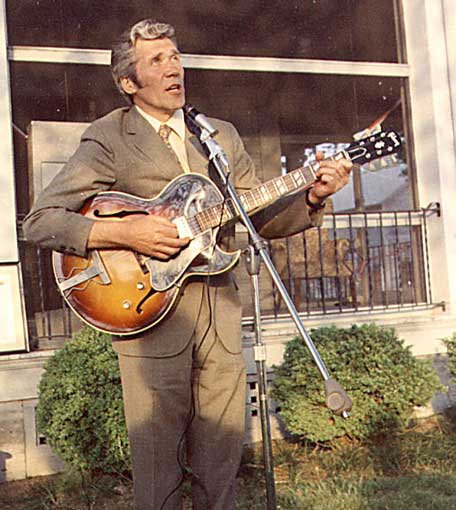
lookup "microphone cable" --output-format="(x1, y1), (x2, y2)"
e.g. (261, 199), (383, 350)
(159, 284), (211, 510)
(160, 108), (238, 509)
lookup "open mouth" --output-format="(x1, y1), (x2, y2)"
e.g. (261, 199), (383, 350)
(166, 84), (183, 93)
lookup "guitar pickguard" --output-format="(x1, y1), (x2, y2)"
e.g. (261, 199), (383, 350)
(146, 229), (212, 290)
(144, 175), (240, 290)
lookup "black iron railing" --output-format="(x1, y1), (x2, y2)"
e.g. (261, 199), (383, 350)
(17, 204), (440, 349)
(237, 204), (441, 320)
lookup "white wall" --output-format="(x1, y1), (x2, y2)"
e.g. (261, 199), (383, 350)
(0, 1), (28, 353)
(403, 0), (456, 314)
(0, 0), (19, 262)
(0, 352), (64, 481)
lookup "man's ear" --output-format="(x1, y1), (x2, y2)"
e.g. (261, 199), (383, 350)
(120, 76), (138, 95)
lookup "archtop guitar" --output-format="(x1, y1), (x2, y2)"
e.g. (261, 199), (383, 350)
(53, 130), (402, 335)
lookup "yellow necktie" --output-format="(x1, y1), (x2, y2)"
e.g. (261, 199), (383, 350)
(158, 124), (183, 168)
(158, 124), (172, 146)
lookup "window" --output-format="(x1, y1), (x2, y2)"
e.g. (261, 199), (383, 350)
(12, 66), (411, 216)
(8, 0), (429, 345)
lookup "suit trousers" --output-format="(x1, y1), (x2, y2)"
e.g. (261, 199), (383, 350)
(117, 286), (247, 510)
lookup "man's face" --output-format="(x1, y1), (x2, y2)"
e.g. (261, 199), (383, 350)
(122, 37), (186, 121)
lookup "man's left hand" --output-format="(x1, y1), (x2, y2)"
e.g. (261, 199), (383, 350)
(306, 151), (352, 207)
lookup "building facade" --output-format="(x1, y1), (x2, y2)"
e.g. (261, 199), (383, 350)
(1, 0), (456, 480)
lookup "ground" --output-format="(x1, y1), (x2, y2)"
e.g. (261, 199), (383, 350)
(2, 416), (456, 509)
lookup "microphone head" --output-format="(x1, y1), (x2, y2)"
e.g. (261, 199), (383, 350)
(183, 104), (218, 137)
(183, 104), (198, 120)
(183, 104), (200, 135)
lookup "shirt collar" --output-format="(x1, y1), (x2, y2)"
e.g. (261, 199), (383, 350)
(135, 106), (186, 141)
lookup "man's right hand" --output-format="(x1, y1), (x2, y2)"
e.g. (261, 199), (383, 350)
(87, 214), (190, 260)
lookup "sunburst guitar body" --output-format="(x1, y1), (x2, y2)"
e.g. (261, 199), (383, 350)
(53, 174), (239, 335)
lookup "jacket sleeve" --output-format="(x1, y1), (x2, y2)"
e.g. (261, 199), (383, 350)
(23, 123), (116, 257)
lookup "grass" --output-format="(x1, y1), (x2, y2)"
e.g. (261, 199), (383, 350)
(2, 415), (456, 509)
(240, 414), (456, 509)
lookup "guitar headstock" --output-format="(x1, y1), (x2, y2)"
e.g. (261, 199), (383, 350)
(346, 131), (402, 165)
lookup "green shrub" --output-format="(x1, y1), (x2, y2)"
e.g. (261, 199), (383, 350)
(442, 332), (456, 380)
(36, 327), (130, 473)
(272, 323), (442, 443)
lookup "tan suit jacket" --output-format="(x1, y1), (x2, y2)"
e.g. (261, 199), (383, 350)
(24, 106), (323, 357)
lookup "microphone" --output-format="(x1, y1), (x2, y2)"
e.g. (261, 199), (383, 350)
(183, 104), (218, 137)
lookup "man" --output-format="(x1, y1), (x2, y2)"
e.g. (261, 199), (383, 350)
(24, 19), (351, 510)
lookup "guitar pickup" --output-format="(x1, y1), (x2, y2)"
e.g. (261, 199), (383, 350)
(172, 216), (194, 240)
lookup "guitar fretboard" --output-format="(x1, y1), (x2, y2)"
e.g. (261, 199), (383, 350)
(192, 162), (321, 233)
(183, 129), (402, 236)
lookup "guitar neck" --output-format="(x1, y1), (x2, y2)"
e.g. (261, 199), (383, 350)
(194, 154), (343, 231)
(192, 128), (402, 231)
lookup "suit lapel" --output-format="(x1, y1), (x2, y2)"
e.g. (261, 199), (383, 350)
(125, 107), (183, 181)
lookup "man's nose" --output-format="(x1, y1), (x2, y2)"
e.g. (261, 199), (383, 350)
(166, 58), (182, 76)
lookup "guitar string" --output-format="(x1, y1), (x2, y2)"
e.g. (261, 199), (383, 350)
(187, 167), (314, 234)
(187, 130), (398, 233)
(188, 163), (318, 234)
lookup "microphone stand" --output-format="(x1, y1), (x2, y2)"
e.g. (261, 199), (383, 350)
(185, 107), (352, 509)
(245, 243), (277, 509)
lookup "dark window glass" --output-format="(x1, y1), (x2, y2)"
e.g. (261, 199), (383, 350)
(185, 70), (410, 212)
(7, 0), (401, 62)
(11, 62), (122, 216)
(11, 63), (409, 218)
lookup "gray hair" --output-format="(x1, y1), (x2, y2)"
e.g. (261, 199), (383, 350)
(111, 19), (177, 102)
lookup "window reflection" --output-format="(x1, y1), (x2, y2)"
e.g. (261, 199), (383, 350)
(7, 0), (401, 62)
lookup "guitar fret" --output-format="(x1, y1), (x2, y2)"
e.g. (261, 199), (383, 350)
(223, 201), (236, 222)
(255, 188), (264, 204)
(308, 161), (319, 180)
(210, 202), (234, 228)
(276, 177), (287, 195)
(200, 210), (213, 230)
(290, 169), (306, 188)
(188, 216), (200, 236)
(240, 193), (251, 210)
(272, 180), (280, 195)
(283, 174), (296, 192)
(261, 184), (272, 201)
(211, 208), (221, 224)
(252, 189), (261, 205)
(251, 188), (263, 207)
(305, 167), (315, 180)
(268, 181), (278, 200)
